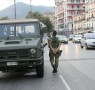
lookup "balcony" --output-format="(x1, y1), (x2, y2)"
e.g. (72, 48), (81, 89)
(57, 17), (64, 20)
(67, 13), (74, 16)
(68, 19), (73, 22)
(66, 2), (85, 4)
(67, 8), (85, 10)
(57, 22), (64, 26)
(84, 27), (93, 30)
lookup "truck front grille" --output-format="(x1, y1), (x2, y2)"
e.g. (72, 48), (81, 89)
(0, 49), (32, 60)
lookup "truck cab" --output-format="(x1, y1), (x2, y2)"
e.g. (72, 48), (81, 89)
(0, 19), (44, 77)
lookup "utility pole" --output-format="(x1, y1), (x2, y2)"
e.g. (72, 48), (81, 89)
(30, 0), (32, 11)
(14, 0), (16, 19)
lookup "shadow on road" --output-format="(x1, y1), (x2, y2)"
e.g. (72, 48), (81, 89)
(0, 71), (42, 81)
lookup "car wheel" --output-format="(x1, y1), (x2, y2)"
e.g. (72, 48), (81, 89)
(81, 44), (83, 48)
(66, 42), (68, 44)
(36, 59), (44, 77)
(85, 44), (89, 50)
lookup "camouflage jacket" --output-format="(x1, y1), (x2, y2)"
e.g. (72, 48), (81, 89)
(50, 36), (60, 48)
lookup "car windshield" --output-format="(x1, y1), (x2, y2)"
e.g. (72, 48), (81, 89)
(57, 35), (66, 39)
(0, 23), (39, 37)
(85, 34), (95, 39)
(61, 36), (66, 39)
(75, 35), (82, 38)
(69, 35), (74, 37)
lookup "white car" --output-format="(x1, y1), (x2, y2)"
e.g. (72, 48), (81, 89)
(73, 35), (82, 43)
(69, 34), (74, 41)
(57, 35), (68, 44)
(80, 33), (95, 49)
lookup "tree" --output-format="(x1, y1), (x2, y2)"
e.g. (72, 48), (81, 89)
(26, 11), (54, 34)
(42, 17), (54, 33)
(0, 16), (9, 20)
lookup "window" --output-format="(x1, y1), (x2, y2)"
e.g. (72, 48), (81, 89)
(72, 5), (74, 8)
(71, 0), (74, 2)
(77, 5), (79, 8)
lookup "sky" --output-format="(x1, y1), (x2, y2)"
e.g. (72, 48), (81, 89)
(0, 0), (55, 10)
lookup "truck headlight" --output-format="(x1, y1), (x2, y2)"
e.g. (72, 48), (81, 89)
(30, 49), (36, 54)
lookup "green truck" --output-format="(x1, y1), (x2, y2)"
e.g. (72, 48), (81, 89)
(0, 19), (44, 77)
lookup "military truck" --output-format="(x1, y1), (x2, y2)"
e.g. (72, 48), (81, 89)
(0, 19), (44, 77)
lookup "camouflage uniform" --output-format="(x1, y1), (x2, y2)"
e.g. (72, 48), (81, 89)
(49, 36), (60, 71)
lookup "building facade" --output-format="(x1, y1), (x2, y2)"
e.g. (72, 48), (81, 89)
(54, 0), (85, 36)
(85, 0), (95, 32)
(54, 0), (64, 34)
(73, 0), (95, 34)
(73, 13), (85, 34)
(64, 0), (85, 36)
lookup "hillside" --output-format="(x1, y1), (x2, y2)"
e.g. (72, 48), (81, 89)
(0, 2), (54, 19)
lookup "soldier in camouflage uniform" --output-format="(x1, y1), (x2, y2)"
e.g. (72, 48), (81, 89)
(49, 31), (61, 73)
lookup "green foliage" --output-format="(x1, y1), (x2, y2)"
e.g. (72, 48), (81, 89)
(0, 16), (9, 20)
(42, 17), (54, 33)
(26, 11), (54, 33)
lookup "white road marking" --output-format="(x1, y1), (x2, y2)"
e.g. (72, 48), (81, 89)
(60, 75), (71, 90)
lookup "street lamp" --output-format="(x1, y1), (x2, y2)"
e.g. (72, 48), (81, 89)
(14, 0), (16, 19)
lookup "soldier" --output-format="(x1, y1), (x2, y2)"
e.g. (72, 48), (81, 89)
(49, 30), (61, 73)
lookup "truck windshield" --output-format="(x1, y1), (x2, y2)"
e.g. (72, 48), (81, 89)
(0, 23), (39, 37)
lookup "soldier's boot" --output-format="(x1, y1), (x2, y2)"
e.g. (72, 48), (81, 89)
(54, 67), (57, 73)
(52, 65), (57, 73)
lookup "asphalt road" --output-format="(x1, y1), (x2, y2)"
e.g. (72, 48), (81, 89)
(0, 41), (95, 90)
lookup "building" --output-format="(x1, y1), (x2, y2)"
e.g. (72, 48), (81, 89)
(73, 13), (85, 34)
(54, 0), (64, 34)
(85, 0), (95, 32)
(63, 0), (85, 36)
(54, 0), (85, 36)
(73, 0), (95, 34)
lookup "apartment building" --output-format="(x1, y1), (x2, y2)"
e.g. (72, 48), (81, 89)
(73, 13), (85, 34)
(54, 0), (64, 33)
(64, 0), (85, 36)
(85, 0), (95, 32)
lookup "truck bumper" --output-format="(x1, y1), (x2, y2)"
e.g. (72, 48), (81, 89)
(0, 56), (43, 71)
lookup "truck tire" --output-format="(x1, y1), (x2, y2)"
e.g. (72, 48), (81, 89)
(36, 59), (44, 77)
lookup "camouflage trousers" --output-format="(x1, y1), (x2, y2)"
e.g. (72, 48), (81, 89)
(49, 52), (59, 69)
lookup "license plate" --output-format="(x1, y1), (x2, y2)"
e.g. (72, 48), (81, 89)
(7, 62), (17, 66)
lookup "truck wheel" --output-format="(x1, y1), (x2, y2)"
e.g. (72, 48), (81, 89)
(36, 60), (44, 77)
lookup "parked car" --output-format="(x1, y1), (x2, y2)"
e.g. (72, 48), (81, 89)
(69, 34), (74, 41)
(80, 33), (95, 49)
(73, 35), (82, 43)
(58, 35), (68, 44)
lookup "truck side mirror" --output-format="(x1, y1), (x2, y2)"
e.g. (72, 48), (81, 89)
(40, 22), (47, 34)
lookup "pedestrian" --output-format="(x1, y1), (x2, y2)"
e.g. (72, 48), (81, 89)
(49, 30), (61, 73)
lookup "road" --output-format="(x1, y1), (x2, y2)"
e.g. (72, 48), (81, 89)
(0, 41), (95, 90)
